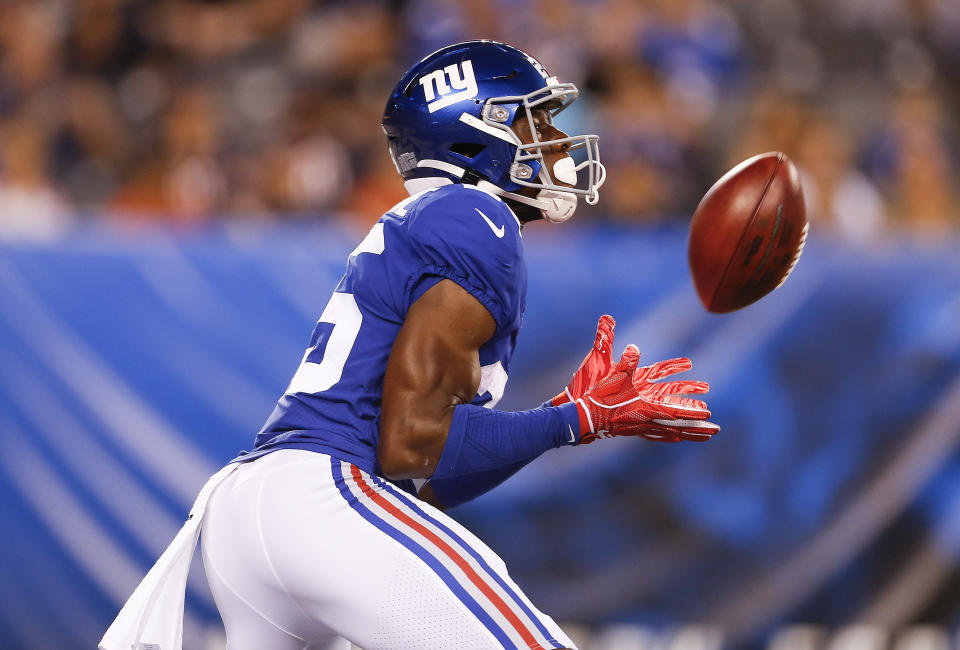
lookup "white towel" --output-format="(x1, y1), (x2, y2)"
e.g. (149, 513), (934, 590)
(99, 463), (239, 650)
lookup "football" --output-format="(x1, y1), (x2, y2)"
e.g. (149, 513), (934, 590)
(688, 151), (808, 313)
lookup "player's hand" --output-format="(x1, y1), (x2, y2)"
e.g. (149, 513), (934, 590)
(575, 345), (720, 444)
(548, 315), (616, 406)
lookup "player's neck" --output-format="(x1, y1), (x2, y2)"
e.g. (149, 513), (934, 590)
(402, 176), (539, 225)
(503, 198), (541, 224)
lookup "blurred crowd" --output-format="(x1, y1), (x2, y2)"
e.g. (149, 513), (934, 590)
(0, 0), (959, 241)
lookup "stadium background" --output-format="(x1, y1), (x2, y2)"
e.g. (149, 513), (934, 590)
(1, 1), (959, 649)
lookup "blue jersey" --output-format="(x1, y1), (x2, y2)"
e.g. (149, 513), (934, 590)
(237, 184), (526, 491)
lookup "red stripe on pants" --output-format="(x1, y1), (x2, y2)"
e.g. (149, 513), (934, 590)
(350, 466), (546, 650)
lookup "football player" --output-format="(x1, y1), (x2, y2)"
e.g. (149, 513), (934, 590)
(103, 40), (719, 650)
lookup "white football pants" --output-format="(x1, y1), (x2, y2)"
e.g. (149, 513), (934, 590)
(200, 449), (575, 650)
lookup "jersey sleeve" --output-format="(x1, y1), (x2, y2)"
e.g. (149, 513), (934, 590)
(405, 187), (523, 332)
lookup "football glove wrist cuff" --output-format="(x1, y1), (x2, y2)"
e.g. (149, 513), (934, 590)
(432, 402), (581, 482)
(575, 398), (593, 437)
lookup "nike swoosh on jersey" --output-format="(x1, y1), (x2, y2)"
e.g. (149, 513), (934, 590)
(475, 208), (505, 238)
(567, 424), (577, 444)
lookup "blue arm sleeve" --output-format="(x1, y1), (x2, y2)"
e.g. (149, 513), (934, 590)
(428, 402), (580, 507)
(428, 456), (537, 509)
(431, 401), (580, 487)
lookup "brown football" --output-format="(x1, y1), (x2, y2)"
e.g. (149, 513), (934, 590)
(688, 152), (808, 314)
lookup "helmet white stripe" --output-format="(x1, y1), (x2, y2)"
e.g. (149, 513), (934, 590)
(416, 159), (466, 178)
(459, 112), (517, 145)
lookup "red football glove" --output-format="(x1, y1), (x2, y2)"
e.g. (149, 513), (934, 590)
(575, 345), (720, 444)
(549, 315), (616, 406)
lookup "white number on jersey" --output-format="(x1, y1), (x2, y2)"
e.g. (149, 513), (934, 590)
(284, 224), (385, 396)
(285, 292), (362, 395)
(478, 361), (508, 408)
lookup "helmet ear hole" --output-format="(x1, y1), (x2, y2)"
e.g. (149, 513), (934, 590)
(449, 142), (486, 159)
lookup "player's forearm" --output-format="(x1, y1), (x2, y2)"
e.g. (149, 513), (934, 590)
(430, 402), (580, 482)
(379, 402), (459, 479)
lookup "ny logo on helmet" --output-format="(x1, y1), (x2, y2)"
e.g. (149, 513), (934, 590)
(419, 60), (478, 113)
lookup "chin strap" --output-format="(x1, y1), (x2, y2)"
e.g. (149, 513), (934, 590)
(478, 169), (577, 223)
(496, 187), (577, 223)
(500, 165), (579, 223)
(410, 160), (579, 223)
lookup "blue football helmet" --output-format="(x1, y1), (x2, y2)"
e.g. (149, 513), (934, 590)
(381, 40), (605, 222)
